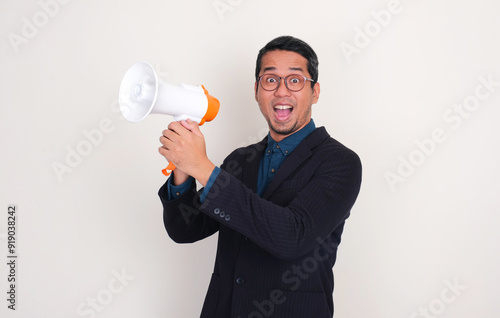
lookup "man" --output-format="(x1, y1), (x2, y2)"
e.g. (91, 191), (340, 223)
(158, 36), (362, 318)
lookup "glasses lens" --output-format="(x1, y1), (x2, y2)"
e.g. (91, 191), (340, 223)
(285, 75), (305, 91)
(260, 75), (279, 91)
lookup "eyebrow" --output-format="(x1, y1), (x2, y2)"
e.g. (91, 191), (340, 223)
(262, 66), (305, 73)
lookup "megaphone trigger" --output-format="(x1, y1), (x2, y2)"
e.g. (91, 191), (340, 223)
(162, 162), (177, 176)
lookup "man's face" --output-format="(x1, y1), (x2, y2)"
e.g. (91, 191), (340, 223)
(255, 50), (320, 142)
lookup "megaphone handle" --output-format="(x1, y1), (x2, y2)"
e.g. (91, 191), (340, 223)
(162, 162), (176, 176)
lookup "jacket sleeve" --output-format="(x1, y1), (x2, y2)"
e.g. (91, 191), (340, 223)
(198, 148), (362, 261)
(159, 177), (219, 244)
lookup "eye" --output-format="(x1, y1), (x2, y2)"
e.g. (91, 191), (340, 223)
(265, 76), (278, 83)
(288, 76), (302, 85)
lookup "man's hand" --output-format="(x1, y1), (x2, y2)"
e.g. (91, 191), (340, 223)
(158, 119), (215, 186)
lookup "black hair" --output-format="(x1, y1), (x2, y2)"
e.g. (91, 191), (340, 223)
(255, 36), (319, 88)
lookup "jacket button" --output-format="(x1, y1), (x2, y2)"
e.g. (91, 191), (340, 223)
(236, 277), (245, 284)
(225, 215), (231, 221)
(214, 208), (220, 215)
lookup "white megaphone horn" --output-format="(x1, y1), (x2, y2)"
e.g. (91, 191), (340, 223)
(118, 61), (220, 176)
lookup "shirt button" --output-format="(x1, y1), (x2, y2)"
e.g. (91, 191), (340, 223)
(175, 192), (180, 196)
(271, 168), (275, 173)
(276, 145), (280, 149)
(236, 277), (245, 284)
(267, 150), (271, 154)
(285, 150), (289, 154)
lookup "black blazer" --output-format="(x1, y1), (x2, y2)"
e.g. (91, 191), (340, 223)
(159, 127), (362, 318)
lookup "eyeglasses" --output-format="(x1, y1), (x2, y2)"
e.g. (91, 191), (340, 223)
(258, 74), (315, 92)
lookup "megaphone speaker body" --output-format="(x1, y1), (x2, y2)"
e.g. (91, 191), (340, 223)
(118, 61), (220, 176)
(119, 61), (219, 125)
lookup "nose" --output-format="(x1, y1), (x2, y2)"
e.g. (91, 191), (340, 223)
(274, 78), (291, 97)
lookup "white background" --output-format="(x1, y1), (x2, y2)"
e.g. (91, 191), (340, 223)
(1, 0), (499, 317)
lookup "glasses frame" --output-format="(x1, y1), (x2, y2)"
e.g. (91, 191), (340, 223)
(258, 74), (315, 92)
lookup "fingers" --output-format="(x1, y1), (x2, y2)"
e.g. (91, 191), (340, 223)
(163, 120), (200, 143)
(158, 120), (191, 157)
(159, 132), (172, 149)
(158, 145), (168, 157)
(181, 118), (202, 136)
(165, 121), (184, 138)
(158, 119), (204, 160)
(160, 121), (186, 146)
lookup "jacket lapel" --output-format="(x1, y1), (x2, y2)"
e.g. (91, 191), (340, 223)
(242, 137), (267, 193)
(262, 127), (329, 199)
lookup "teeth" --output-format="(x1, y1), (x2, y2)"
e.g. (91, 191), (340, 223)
(274, 105), (292, 110)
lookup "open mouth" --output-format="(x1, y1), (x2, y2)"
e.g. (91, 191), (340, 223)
(274, 104), (293, 121)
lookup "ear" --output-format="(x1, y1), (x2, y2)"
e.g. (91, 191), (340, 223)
(312, 82), (320, 104)
(254, 81), (259, 102)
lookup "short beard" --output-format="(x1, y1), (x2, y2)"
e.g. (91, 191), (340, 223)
(269, 121), (298, 137)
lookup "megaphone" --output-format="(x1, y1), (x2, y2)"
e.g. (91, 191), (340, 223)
(118, 61), (220, 176)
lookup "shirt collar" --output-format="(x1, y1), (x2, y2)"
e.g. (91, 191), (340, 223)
(265, 119), (316, 156)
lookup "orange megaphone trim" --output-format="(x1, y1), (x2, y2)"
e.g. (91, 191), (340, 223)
(162, 162), (176, 176)
(199, 85), (220, 126)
